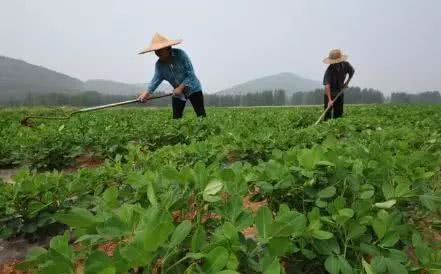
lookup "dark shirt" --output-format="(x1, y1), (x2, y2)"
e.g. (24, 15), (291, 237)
(323, 61), (355, 94)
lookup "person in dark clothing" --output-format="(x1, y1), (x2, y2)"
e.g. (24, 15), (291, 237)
(137, 33), (206, 119)
(322, 49), (355, 120)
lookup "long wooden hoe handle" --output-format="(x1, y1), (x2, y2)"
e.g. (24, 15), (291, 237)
(313, 88), (346, 126)
(20, 93), (173, 126)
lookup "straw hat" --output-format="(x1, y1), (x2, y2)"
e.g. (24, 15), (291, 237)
(323, 49), (348, 64)
(139, 33), (182, 54)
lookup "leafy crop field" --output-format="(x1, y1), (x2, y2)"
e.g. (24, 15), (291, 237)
(0, 105), (440, 274)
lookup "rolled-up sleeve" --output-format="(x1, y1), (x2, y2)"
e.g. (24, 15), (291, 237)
(147, 63), (163, 94)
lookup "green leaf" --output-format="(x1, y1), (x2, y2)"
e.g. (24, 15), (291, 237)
(27, 201), (51, 218)
(301, 248), (317, 259)
(388, 249), (408, 263)
(348, 223), (366, 240)
(317, 160), (335, 167)
(374, 200), (396, 209)
(191, 225), (206, 252)
(226, 253), (239, 270)
(126, 172), (148, 189)
(419, 194), (441, 211)
(147, 182), (158, 207)
(268, 238), (294, 257)
(256, 206), (273, 241)
(313, 238), (340, 256)
(235, 211), (254, 231)
(325, 256), (339, 274)
(169, 220), (192, 249)
(372, 219), (387, 239)
(214, 271), (240, 274)
(312, 230), (333, 240)
(49, 233), (74, 261)
(36, 257), (73, 274)
(360, 190), (374, 200)
(335, 208), (354, 225)
(298, 147), (323, 170)
(96, 216), (129, 239)
(359, 243), (380, 257)
(272, 212), (307, 238)
(338, 256), (353, 274)
(381, 232), (400, 247)
(382, 183), (395, 200)
(85, 251), (116, 274)
(75, 234), (103, 244)
(315, 199), (328, 208)
(371, 256), (387, 273)
(361, 258), (374, 274)
(186, 252), (205, 260)
(205, 246), (229, 273)
(203, 180), (224, 203)
(135, 208), (174, 252)
(338, 208), (354, 218)
(412, 233), (432, 265)
(204, 180), (224, 195)
(55, 207), (98, 230)
(120, 241), (153, 267)
(203, 193), (222, 203)
(263, 258), (281, 274)
(16, 247), (47, 271)
(112, 247), (131, 273)
(318, 186), (337, 199)
(102, 187), (118, 209)
(385, 259), (407, 274)
(221, 222), (239, 242)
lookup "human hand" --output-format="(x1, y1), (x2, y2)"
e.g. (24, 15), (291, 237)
(137, 91), (151, 103)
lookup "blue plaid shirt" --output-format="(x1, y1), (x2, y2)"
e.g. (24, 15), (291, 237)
(147, 48), (202, 98)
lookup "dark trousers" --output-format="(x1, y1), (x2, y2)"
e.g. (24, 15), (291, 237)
(324, 93), (344, 120)
(172, 91), (206, 119)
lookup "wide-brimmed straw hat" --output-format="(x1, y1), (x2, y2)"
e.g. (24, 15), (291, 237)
(139, 33), (182, 54)
(323, 49), (348, 64)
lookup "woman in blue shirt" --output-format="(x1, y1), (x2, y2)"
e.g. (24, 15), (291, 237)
(138, 33), (206, 119)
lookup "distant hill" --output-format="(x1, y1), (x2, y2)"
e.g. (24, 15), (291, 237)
(84, 80), (173, 95)
(84, 80), (141, 95)
(0, 56), (174, 103)
(0, 56), (321, 103)
(0, 56), (84, 102)
(217, 72), (322, 95)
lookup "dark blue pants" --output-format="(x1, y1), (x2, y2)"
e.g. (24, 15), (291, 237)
(172, 91), (206, 119)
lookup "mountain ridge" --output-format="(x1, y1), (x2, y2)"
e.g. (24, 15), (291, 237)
(1, 56), (322, 100)
(216, 72), (322, 95)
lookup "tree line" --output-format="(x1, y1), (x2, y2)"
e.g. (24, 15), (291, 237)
(390, 91), (441, 104)
(1, 88), (440, 107)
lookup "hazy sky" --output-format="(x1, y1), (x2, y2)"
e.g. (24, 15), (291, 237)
(1, 0), (440, 94)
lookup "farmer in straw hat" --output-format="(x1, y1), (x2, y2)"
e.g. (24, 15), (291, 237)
(138, 33), (206, 119)
(322, 49), (355, 120)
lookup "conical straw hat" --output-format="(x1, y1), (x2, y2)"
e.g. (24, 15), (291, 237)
(323, 49), (348, 64)
(139, 33), (182, 54)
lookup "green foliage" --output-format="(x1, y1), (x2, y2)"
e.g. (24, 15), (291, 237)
(1, 105), (441, 273)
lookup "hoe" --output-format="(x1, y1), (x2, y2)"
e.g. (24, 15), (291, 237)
(314, 88), (346, 125)
(20, 93), (173, 127)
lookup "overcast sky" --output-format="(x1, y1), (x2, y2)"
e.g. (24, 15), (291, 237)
(1, 0), (440, 94)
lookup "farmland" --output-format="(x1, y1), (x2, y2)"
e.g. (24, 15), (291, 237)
(0, 105), (440, 273)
